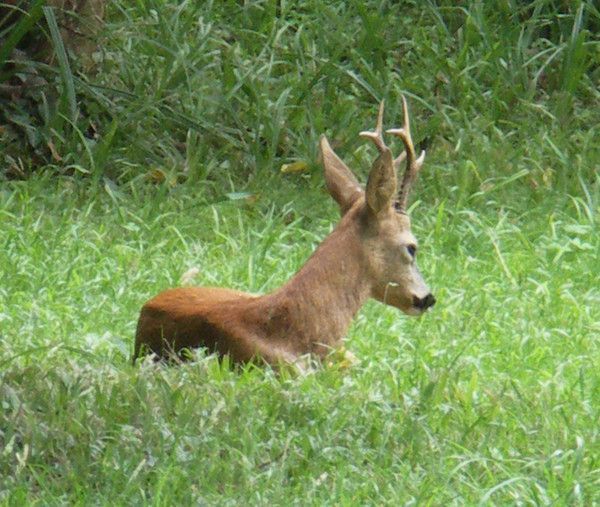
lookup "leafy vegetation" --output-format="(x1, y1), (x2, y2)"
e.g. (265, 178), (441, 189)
(1, 0), (599, 504)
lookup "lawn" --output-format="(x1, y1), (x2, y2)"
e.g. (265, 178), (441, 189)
(1, 1), (599, 504)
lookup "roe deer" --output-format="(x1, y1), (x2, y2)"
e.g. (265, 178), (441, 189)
(133, 98), (435, 366)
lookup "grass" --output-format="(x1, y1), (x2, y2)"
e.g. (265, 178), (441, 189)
(1, 0), (599, 504)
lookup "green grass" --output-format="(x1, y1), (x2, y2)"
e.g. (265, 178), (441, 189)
(1, 0), (600, 504)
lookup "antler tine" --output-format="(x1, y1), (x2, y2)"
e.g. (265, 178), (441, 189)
(359, 101), (387, 153)
(386, 96), (426, 212)
(393, 151), (407, 170)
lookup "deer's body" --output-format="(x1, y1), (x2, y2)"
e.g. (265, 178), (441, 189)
(135, 204), (370, 363)
(134, 99), (436, 366)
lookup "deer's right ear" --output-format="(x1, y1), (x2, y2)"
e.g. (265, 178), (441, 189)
(320, 135), (363, 214)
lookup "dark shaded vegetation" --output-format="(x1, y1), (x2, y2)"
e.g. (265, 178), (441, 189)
(1, 1), (598, 194)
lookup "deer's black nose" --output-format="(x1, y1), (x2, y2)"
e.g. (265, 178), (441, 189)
(413, 294), (436, 310)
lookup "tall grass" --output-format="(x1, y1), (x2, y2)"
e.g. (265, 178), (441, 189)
(2, 1), (599, 192)
(1, 0), (599, 504)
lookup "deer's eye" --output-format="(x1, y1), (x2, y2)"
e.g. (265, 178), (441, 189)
(407, 245), (417, 257)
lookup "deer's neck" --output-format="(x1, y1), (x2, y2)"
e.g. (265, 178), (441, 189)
(259, 211), (371, 356)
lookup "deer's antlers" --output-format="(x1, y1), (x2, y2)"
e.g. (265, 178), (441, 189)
(360, 97), (426, 213)
(387, 96), (426, 212)
(359, 101), (387, 153)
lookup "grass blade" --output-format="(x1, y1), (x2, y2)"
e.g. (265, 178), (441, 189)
(42, 5), (77, 122)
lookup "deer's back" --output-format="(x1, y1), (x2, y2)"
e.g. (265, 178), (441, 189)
(133, 287), (260, 362)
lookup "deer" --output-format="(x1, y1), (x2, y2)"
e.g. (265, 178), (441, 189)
(133, 97), (436, 368)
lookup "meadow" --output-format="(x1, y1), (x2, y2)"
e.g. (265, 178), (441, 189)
(1, 1), (599, 504)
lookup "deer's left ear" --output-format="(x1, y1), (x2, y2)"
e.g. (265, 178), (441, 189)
(320, 135), (363, 214)
(365, 148), (396, 214)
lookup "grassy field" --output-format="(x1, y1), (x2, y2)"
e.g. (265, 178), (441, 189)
(1, 1), (599, 504)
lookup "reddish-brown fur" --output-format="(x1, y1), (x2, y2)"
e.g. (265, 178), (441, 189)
(133, 99), (436, 366)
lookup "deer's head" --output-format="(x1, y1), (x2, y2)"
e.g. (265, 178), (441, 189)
(320, 98), (435, 316)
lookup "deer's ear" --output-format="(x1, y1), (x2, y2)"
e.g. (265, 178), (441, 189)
(320, 135), (363, 214)
(365, 148), (396, 214)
